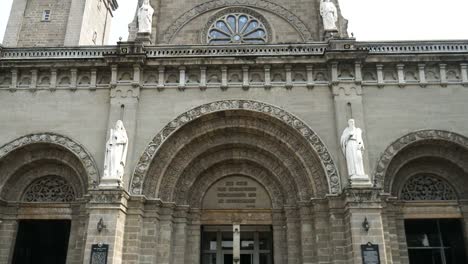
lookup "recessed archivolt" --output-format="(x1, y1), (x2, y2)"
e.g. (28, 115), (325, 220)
(391, 157), (466, 199)
(130, 100), (341, 194)
(187, 163), (285, 209)
(374, 129), (468, 191)
(0, 147), (88, 201)
(162, 0), (312, 43)
(170, 145), (300, 205)
(0, 133), (99, 187)
(156, 130), (313, 202)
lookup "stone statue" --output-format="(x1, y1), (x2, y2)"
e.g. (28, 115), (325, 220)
(341, 119), (367, 180)
(320, 0), (338, 31)
(102, 120), (128, 185)
(137, 0), (154, 34)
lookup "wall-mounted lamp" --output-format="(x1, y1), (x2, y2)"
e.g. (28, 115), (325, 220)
(362, 217), (370, 232)
(97, 218), (106, 233)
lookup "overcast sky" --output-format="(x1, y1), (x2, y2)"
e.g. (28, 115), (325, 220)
(1, 0), (467, 45)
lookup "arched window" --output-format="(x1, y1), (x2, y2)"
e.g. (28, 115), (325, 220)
(23, 176), (75, 202)
(205, 9), (270, 45)
(400, 174), (457, 201)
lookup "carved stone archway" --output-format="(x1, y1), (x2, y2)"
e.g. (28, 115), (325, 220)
(374, 129), (468, 190)
(0, 133), (100, 186)
(162, 0), (313, 43)
(131, 100), (340, 196)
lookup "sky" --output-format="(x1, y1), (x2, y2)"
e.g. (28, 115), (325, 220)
(0, 0), (467, 45)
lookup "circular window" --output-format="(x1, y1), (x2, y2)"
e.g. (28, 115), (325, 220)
(204, 9), (271, 45)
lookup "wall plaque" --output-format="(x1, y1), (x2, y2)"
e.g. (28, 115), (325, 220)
(90, 243), (108, 264)
(361, 243), (380, 264)
(202, 176), (271, 209)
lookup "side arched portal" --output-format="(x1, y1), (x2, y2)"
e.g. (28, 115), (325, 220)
(375, 130), (468, 264)
(0, 133), (98, 264)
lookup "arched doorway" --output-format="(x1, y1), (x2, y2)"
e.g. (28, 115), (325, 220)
(377, 130), (468, 264)
(0, 134), (97, 264)
(130, 100), (339, 264)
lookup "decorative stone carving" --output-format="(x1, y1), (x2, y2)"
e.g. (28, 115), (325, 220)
(131, 100), (340, 195)
(341, 119), (370, 186)
(320, 0), (338, 31)
(101, 120), (128, 188)
(375, 130), (468, 189)
(23, 176), (75, 202)
(203, 8), (271, 44)
(401, 174), (457, 200)
(162, 0), (313, 43)
(0, 133), (99, 187)
(138, 0), (154, 34)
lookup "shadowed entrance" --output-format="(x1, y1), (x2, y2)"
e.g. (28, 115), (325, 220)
(12, 220), (71, 264)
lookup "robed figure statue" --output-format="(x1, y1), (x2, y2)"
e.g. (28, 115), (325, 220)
(138, 0), (154, 34)
(320, 0), (338, 31)
(102, 120), (128, 187)
(340, 119), (367, 179)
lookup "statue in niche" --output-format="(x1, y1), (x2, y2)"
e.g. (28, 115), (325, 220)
(340, 119), (367, 180)
(320, 0), (338, 31)
(103, 120), (128, 184)
(138, 0), (154, 34)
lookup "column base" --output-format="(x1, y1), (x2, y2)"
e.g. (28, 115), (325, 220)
(135, 32), (152, 45)
(99, 178), (123, 189)
(350, 175), (373, 187)
(324, 30), (339, 41)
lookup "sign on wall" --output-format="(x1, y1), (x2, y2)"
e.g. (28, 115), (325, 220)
(361, 242), (380, 264)
(90, 243), (109, 264)
(202, 176), (272, 209)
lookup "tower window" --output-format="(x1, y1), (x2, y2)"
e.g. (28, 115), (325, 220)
(42, 10), (51, 22)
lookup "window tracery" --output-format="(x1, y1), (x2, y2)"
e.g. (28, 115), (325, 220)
(23, 176), (75, 202)
(205, 8), (271, 45)
(400, 174), (456, 201)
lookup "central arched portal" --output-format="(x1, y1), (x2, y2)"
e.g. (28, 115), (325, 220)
(131, 100), (339, 264)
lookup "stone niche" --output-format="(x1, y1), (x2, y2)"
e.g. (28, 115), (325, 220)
(202, 176), (272, 210)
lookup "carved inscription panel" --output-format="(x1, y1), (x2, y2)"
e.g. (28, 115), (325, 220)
(202, 176), (272, 209)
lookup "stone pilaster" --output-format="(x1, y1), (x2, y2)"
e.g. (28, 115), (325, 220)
(186, 209), (201, 264)
(156, 203), (175, 264)
(172, 206), (189, 264)
(107, 66), (140, 188)
(84, 190), (130, 264)
(284, 206), (301, 264)
(121, 197), (147, 264)
(298, 202), (314, 264)
(272, 209), (287, 264)
(0, 201), (17, 264)
(331, 64), (371, 188)
(343, 188), (388, 264)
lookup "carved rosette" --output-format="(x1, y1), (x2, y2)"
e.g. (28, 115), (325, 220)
(374, 130), (468, 189)
(0, 133), (100, 187)
(131, 100), (341, 195)
(162, 0), (313, 43)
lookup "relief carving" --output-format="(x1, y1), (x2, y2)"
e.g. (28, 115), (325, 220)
(374, 130), (468, 189)
(162, 0), (313, 43)
(131, 100), (341, 195)
(0, 133), (100, 187)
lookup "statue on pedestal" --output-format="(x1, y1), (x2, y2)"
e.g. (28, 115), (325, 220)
(102, 120), (128, 187)
(341, 119), (368, 182)
(320, 0), (338, 31)
(138, 0), (154, 34)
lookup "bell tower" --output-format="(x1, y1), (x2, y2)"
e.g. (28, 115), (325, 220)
(3, 0), (118, 47)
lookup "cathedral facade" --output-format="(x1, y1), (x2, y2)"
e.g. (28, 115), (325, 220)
(1, 0), (468, 264)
